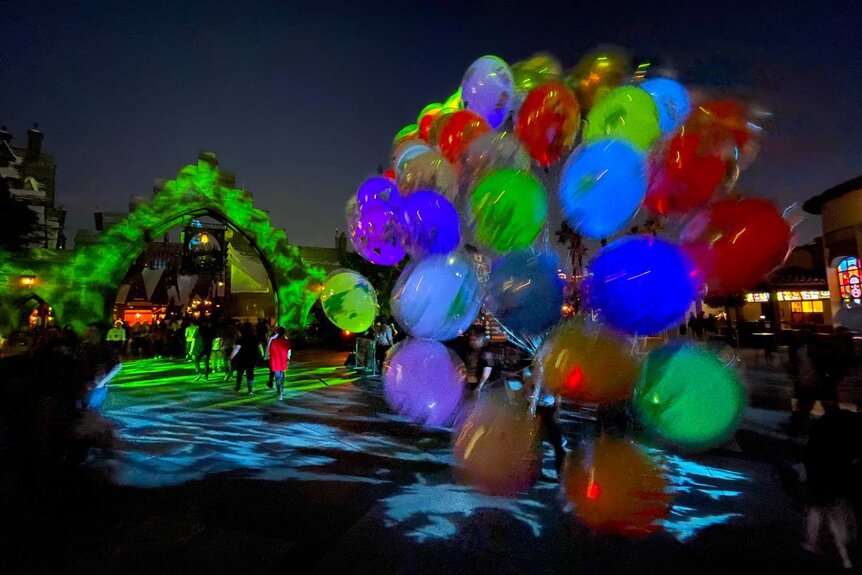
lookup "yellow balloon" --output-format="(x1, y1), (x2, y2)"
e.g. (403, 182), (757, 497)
(568, 46), (631, 110)
(537, 321), (640, 403)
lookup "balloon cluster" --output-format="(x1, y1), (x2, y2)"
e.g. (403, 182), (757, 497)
(327, 47), (792, 534)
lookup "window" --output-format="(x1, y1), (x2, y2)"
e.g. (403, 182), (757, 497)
(837, 256), (861, 307)
(790, 300), (824, 324)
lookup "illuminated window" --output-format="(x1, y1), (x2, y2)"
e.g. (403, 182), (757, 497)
(790, 299), (825, 324)
(838, 257), (861, 307)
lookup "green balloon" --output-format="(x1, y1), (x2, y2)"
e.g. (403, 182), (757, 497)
(584, 86), (661, 151)
(470, 168), (547, 253)
(634, 342), (745, 450)
(320, 270), (378, 333)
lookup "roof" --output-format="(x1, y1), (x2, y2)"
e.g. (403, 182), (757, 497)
(803, 174), (862, 215)
(767, 265), (827, 287)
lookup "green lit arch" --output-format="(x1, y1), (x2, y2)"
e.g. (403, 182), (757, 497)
(2, 156), (324, 333)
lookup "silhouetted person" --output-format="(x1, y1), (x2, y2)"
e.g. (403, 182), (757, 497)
(230, 322), (262, 394)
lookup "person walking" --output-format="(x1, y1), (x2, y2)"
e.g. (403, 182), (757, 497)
(230, 322), (263, 394)
(268, 327), (292, 401)
(184, 321), (198, 360)
(192, 320), (215, 381)
(373, 320), (394, 372)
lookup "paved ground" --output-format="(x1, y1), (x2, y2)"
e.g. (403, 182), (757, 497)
(3, 349), (856, 574)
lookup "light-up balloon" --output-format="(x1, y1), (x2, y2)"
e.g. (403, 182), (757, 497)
(397, 150), (457, 201)
(485, 251), (564, 336)
(564, 436), (671, 535)
(470, 169), (547, 253)
(438, 110), (492, 164)
(393, 140), (434, 177)
(634, 342), (746, 450)
(461, 55), (515, 129)
(514, 81), (580, 166)
(356, 176), (399, 207)
(584, 86), (661, 151)
(383, 339), (466, 428)
(459, 131), (531, 195)
(644, 133), (727, 215)
(349, 199), (405, 266)
(640, 78), (691, 134)
(391, 253), (482, 341)
(585, 236), (696, 335)
(559, 139), (647, 239)
(454, 394), (540, 496)
(568, 46), (631, 110)
(396, 190), (460, 257)
(538, 322), (639, 403)
(320, 270), (378, 334)
(680, 198), (792, 293)
(417, 102), (444, 142)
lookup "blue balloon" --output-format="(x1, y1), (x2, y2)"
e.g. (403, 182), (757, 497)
(485, 251), (564, 335)
(640, 78), (691, 134)
(585, 236), (695, 335)
(391, 253), (482, 341)
(357, 176), (400, 207)
(396, 190), (461, 258)
(560, 139), (647, 239)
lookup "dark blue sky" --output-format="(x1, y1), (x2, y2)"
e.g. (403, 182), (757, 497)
(3, 0), (861, 246)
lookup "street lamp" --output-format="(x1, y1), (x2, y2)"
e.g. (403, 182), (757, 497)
(20, 274), (36, 288)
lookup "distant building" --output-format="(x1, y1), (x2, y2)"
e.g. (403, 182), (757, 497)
(803, 175), (862, 326)
(0, 125), (66, 249)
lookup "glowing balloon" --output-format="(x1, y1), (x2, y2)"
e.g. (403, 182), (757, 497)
(454, 394), (540, 496)
(438, 110), (492, 163)
(538, 322), (639, 403)
(644, 133), (727, 215)
(583, 86), (661, 151)
(680, 198), (792, 293)
(568, 46), (631, 110)
(396, 190), (460, 257)
(485, 251), (564, 336)
(348, 199), (405, 266)
(512, 53), (563, 93)
(459, 131), (531, 195)
(393, 140), (433, 177)
(356, 176), (399, 207)
(634, 342), (746, 450)
(470, 169), (548, 253)
(417, 102), (444, 141)
(585, 236), (696, 335)
(640, 78), (691, 134)
(514, 81), (580, 166)
(320, 270), (378, 333)
(461, 55), (514, 129)
(559, 139), (647, 239)
(393, 123), (419, 147)
(444, 89), (463, 110)
(383, 339), (466, 428)
(397, 150), (457, 200)
(391, 253), (482, 341)
(564, 437), (671, 535)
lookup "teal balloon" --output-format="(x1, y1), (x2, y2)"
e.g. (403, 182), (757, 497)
(391, 253), (482, 341)
(560, 139), (647, 239)
(634, 342), (745, 450)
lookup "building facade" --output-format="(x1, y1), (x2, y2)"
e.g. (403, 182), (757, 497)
(0, 125), (66, 249)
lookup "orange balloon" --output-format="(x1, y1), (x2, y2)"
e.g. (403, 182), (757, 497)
(568, 47), (631, 110)
(538, 322), (639, 403)
(453, 395), (540, 497)
(438, 110), (492, 164)
(564, 436), (672, 536)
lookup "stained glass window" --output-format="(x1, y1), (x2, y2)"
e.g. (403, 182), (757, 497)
(837, 256), (861, 307)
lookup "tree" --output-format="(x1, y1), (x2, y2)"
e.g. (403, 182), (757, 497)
(0, 179), (39, 252)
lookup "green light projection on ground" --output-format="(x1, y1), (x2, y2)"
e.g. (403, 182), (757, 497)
(0, 156), (324, 333)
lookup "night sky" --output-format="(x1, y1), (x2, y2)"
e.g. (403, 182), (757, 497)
(3, 0), (861, 247)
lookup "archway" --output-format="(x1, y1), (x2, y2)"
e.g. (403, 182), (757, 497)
(5, 155), (324, 332)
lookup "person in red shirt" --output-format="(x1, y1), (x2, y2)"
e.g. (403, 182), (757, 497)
(268, 327), (292, 401)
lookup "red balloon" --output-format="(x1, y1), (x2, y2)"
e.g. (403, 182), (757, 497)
(644, 133), (727, 215)
(438, 110), (491, 163)
(680, 198), (792, 293)
(382, 168), (396, 182)
(419, 108), (444, 142)
(514, 81), (580, 167)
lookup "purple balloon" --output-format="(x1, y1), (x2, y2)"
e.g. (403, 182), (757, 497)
(383, 338), (466, 428)
(357, 176), (400, 207)
(397, 190), (461, 258)
(349, 199), (406, 266)
(461, 55), (515, 129)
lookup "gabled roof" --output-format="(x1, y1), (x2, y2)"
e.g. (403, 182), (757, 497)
(803, 174), (862, 215)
